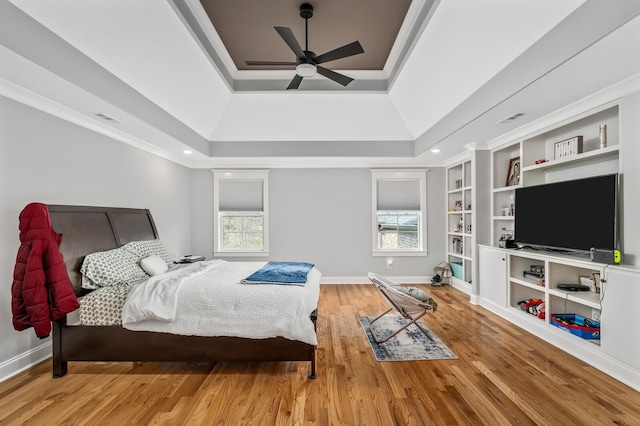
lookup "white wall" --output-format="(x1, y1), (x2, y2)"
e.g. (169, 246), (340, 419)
(0, 96), (192, 378)
(190, 168), (447, 281)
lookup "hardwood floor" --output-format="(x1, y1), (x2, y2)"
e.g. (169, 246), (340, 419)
(2, 284), (639, 425)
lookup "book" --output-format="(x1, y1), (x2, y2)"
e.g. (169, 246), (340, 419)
(592, 272), (601, 294)
(178, 255), (205, 263)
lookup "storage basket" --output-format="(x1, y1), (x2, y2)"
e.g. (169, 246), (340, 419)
(551, 314), (600, 340)
(450, 261), (463, 279)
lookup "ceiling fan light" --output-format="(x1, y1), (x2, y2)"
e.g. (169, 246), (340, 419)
(296, 63), (316, 77)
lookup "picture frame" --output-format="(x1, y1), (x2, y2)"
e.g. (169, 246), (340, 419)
(554, 136), (583, 159)
(505, 157), (520, 186)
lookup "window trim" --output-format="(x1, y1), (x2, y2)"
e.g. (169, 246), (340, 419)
(371, 169), (429, 257)
(212, 170), (270, 257)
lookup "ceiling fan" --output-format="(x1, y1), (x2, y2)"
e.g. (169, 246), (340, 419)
(245, 3), (364, 90)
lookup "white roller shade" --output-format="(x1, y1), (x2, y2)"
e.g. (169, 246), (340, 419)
(219, 180), (263, 211)
(377, 180), (420, 210)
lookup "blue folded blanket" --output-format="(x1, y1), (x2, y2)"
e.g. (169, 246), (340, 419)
(241, 261), (315, 285)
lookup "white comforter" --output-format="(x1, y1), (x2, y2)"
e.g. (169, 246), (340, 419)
(121, 260), (321, 345)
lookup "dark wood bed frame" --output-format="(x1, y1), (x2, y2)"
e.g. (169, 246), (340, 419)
(48, 205), (317, 379)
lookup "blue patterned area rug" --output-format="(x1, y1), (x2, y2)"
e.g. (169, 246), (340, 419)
(357, 316), (457, 361)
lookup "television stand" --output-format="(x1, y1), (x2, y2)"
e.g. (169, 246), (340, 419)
(478, 245), (640, 391)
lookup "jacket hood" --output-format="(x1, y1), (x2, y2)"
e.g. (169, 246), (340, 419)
(18, 203), (61, 244)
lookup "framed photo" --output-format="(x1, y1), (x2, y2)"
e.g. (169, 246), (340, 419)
(505, 157), (520, 186)
(554, 136), (583, 159)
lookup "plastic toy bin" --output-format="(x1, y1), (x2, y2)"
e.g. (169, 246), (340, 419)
(450, 261), (463, 279)
(551, 314), (600, 340)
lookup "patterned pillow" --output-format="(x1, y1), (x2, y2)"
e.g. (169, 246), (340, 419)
(121, 239), (174, 265)
(392, 285), (430, 302)
(79, 281), (138, 325)
(80, 247), (148, 289)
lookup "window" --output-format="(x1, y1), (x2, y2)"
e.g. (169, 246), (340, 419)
(212, 170), (269, 257)
(220, 211), (263, 250)
(377, 210), (420, 249)
(371, 169), (428, 256)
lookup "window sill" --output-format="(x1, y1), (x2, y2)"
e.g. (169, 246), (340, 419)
(213, 251), (270, 258)
(372, 250), (428, 257)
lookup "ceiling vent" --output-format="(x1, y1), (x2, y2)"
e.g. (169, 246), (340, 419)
(497, 112), (525, 124)
(91, 112), (121, 124)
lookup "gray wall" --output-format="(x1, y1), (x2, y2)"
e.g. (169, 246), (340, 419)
(190, 168), (447, 280)
(0, 96), (192, 376)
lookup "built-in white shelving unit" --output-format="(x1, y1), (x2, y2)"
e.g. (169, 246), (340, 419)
(446, 159), (473, 286)
(490, 103), (620, 245)
(479, 100), (640, 390)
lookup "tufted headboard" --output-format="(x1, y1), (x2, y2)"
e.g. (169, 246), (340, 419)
(47, 205), (159, 295)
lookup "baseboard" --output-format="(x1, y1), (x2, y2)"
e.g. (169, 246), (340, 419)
(0, 341), (51, 383)
(450, 276), (472, 294)
(320, 276), (431, 285)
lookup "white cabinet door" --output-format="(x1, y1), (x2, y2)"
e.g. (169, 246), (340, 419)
(479, 246), (508, 306)
(600, 267), (640, 370)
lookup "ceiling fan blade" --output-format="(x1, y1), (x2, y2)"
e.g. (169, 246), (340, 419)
(245, 61), (297, 66)
(274, 27), (306, 59)
(314, 41), (364, 64)
(287, 74), (304, 90)
(317, 66), (354, 87)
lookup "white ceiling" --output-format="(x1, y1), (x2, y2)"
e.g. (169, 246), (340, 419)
(1, 0), (640, 168)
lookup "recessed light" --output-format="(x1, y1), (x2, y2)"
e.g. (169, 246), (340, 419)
(183, 150), (193, 155)
(431, 148), (440, 153)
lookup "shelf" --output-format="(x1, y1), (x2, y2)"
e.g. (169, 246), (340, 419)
(522, 145), (619, 173)
(548, 288), (601, 309)
(447, 251), (471, 259)
(447, 185), (472, 194)
(510, 277), (545, 291)
(492, 216), (514, 221)
(448, 252), (465, 258)
(493, 185), (518, 194)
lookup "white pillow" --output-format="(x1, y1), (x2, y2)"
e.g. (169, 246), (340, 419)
(140, 255), (169, 276)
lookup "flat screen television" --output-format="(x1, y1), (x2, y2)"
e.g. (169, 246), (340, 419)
(514, 174), (618, 253)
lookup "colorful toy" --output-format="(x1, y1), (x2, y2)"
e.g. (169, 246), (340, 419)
(518, 298), (545, 318)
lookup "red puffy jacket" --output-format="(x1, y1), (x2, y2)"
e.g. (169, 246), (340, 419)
(11, 203), (79, 338)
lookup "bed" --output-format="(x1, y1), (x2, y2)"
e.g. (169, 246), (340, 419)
(48, 205), (319, 379)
